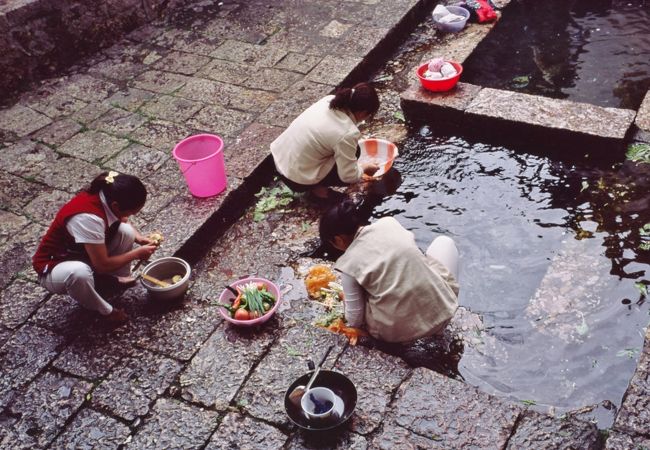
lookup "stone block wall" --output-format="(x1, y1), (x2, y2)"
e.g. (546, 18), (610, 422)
(0, 0), (174, 102)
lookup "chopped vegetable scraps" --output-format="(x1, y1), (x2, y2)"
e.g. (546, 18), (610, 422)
(305, 265), (337, 298)
(319, 318), (367, 345)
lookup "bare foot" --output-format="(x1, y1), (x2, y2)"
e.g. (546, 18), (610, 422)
(104, 308), (129, 325)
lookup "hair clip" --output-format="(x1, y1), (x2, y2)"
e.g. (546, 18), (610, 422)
(105, 171), (119, 184)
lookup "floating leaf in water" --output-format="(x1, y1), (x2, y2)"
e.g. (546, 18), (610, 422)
(626, 143), (650, 164)
(576, 314), (589, 336)
(393, 111), (405, 123)
(521, 399), (536, 406)
(616, 348), (638, 359)
(580, 181), (589, 192)
(635, 282), (648, 297)
(640, 224), (650, 236)
(511, 75), (530, 88)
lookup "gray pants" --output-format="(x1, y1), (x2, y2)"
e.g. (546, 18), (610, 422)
(39, 223), (136, 315)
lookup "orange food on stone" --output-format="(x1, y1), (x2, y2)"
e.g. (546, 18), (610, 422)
(305, 265), (337, 298)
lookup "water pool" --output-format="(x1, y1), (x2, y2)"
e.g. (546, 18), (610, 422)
(368, 130), (650, 426)
(462, 0), (650, 109)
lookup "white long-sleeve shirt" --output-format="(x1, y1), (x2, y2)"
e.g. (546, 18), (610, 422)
(271, 95), (363, 185)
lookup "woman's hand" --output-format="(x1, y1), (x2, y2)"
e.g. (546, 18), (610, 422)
(134, 244), (158, 261)
(361, 162), (379, 177)
(135, 235), (154, 245)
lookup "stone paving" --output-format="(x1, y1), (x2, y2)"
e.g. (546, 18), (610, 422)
(1, 0), (649, 449)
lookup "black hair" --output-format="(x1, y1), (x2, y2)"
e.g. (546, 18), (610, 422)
(329, 82), (380, 117)
(87, 172), (147, 211)
(319, 198), (366, 247)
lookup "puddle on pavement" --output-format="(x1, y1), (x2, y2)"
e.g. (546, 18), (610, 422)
(462, 0), (650, 109)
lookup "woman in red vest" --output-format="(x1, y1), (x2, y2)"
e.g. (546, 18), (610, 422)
(33, 171), (158, 324)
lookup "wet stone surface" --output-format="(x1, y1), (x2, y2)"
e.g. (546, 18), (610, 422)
(104, 143), (170, 180)
(223, 122), (283, 173)
(0, 324), (64, 409)
(31, 118), (83, 147)
(636, 91), (650, 132)
(133, 302), (221, 361)
(50, 408), (131, 450)
(391, 367), (521, 448)
(126, 397), (218, 450)
(0, 222), (46, 289)
(613, 328), (650, 437)
(52, 327), (132, 380)
(236, 325), (348, 426)
(92, 350), (183, 422)
(129, 119), (192, 150)
(605, 431), (650, 450)
(29, 294), (98, 338)
(0, 210), (30, 246)
(205, 412), (288, 450)
(286, 430), (368, 450)
(466, 88), (636, 139)
(306, 55), (362, 86)
(333, 345), (411, 435)
(505, 409), (601, 450)
(400, 81), (483, 124)
(23, 188), (70, 226)
(0, 326), (11, 347)
(89, 107), (149, 137)
(139, 95), (204, 123)
(0, 104), (52, 138)
(57, 130), (130, 164)
(0, 371), (92, 449)
(369, 419), (446, 449)
(257, 80), (334, 128)
(0, 172), (44, 214)
(180, 322), (275, 409)
(0, 278), (49, 329)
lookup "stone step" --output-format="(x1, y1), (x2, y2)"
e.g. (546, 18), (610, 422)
(401, 81), (637, 153)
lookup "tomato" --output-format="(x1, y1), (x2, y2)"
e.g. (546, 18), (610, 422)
(234, 308), (250, 321)
(257, 282), (266, 290)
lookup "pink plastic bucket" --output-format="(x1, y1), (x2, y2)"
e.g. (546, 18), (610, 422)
(173, 134), (227, 197)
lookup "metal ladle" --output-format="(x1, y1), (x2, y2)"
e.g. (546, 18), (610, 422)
(288, 345), (334, 407)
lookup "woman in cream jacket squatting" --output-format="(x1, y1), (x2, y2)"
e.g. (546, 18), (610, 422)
(271, 82), (381, 202)
(319, 200), (460, 343)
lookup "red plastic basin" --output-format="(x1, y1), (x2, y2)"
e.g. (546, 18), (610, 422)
(416, 61), (463, 92)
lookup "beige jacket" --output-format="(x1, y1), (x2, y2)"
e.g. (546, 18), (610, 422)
(270, 95), (362, 185)
(335, 217), (459, 343)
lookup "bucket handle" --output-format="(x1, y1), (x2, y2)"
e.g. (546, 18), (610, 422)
(179, 161), (199, 175)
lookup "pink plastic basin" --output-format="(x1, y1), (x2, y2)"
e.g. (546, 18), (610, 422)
(218, 277), (282, 327)
(358, 138), (399, 178)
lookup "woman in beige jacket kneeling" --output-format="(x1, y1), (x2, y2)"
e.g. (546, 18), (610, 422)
(271, 82), (381, 202)
(319, 200), (460, 343)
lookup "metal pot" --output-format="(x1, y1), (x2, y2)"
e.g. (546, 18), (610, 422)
(141, 257), (191, 301)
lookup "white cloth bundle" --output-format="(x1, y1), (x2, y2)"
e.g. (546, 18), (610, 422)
(432, 5), (465, 23)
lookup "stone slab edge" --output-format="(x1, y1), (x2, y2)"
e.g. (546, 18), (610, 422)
(401, 81), (637, 153)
